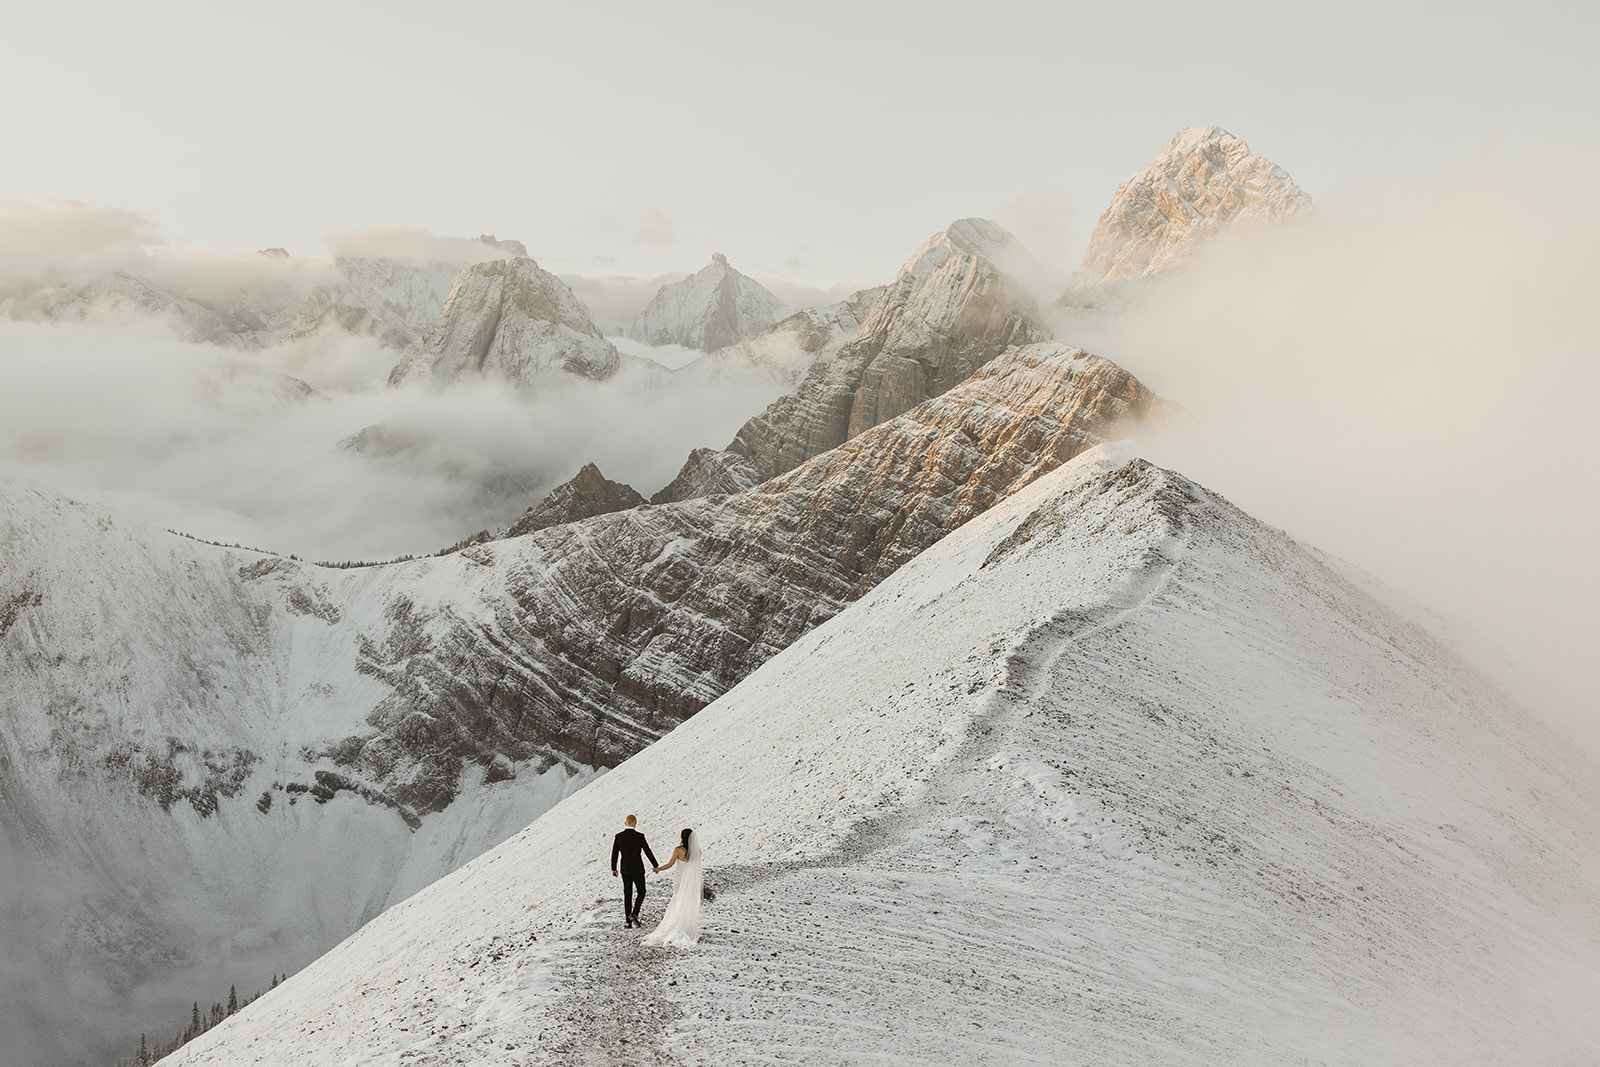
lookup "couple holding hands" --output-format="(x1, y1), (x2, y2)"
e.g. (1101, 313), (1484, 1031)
(610, 814), (703, 946)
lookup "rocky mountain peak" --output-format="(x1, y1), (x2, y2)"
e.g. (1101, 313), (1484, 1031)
(477, 233), (527, 257)
(503, 462), (646, 537)
(1070, 126), (1312, 290)
(653, 220), (1049, 503)
(627, 253), (787, 352)
(387, 257), (620, 389)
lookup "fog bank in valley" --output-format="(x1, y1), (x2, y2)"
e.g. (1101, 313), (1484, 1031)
(1047, 181), (1600, 757)
(0, 319), (788, 562)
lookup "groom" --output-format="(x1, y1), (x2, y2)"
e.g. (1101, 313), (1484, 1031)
(610, 814), (659, 928)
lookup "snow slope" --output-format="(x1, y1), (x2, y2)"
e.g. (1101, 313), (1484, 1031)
(170, 446), (1600, 1066)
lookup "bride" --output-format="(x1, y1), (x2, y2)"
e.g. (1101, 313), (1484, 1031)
(643, 828), (703, 947)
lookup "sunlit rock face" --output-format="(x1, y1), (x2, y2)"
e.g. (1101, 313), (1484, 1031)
(1071, 126), (1312, 290)
(387, 257), (620, 389)
(653, 219), (1049, 503)
(627, 252), (787, 352)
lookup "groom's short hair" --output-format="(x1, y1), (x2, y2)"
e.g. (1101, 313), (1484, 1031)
(625, 814), (637, 826)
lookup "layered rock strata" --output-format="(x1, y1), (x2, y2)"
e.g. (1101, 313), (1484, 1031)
(346, 342), (1154, 799)
(653, 219), (1048, 503)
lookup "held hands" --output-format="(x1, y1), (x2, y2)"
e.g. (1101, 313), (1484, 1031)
(652, 866), (662, 873)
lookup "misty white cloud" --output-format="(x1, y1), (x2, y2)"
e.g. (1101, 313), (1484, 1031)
(632, 209), (675, 246)
(0, 198), (162, 294)
(1053, 182), (1600, 756)
(0, 319), (787, 563)
(321, 225), (525, 265)
(559, 272), (686, 336)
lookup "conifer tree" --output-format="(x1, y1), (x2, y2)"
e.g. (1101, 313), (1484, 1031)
(191, 1001), (201, 1036)
(228, 985), (238, 1014)
(138, 1033), (149, 1066)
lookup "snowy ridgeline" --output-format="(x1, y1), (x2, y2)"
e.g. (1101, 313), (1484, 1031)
(162, 446), (1600, 1066)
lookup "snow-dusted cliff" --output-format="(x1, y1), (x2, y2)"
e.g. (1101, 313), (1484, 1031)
(1069, 126), (1311, 292)
(387, 257), (621, 389)
(654, 218), (1047, 503)
(627, 253), (787, 352)
(288, 235), (528, 349)
(170, 446), (1600, 1066)
(286, 258), (463, 350)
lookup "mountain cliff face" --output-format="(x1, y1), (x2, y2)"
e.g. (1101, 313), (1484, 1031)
(387, 257), (621, 389)
(680, 284), (888, 390)
(286, 257), (466, 350)
(627, 253), (787, 352)
(173, 446), (1600, 1067)
(0, 339), (1152, 1066)
(1070, 126), (1312, 291)
(653, 219), (1048, 503)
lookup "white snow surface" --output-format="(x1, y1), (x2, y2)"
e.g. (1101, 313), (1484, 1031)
(0, 478), (595, 1067)
(167, 445), (1600, 1066)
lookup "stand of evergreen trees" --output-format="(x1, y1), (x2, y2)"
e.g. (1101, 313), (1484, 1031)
(112, 974), (287, 1066)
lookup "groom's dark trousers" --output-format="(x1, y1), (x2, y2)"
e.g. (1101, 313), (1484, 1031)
(611, 828), (659, 922)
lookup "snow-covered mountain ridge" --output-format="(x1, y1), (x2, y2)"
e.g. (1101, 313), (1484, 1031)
(1, 235), (530, 352)
(0, 340), (1152, 1066)
(170, 445), (1600, 1065)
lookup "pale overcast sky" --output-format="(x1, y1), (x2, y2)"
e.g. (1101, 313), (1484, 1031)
(4, 0), (1594, 284)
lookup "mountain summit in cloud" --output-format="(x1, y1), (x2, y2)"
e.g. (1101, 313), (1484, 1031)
(388, 257), (621, 389)
(627, 252), (787, 352)
(1071, 126), (1312, 290)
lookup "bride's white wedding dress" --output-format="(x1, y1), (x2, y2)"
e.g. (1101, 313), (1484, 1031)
(642, 831), (703, 947)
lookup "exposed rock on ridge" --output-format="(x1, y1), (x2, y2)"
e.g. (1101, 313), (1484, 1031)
(359, 341), (1155, 793)
(387, 257), (620, 389)
(1069, 126), (1312, 292)
(652, 219), (1048, 503)
(503, 463), (645, 538)
(627, 252), (787, 352)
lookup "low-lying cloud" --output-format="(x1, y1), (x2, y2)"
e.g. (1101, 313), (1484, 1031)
(0, 319), (788, 562)
(1052, 182), (1600, 757)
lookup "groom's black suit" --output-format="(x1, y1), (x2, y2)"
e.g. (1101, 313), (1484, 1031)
(611, 827), (658, 924)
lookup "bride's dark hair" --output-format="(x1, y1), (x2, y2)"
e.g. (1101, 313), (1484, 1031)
(680, 828), (693, 854)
